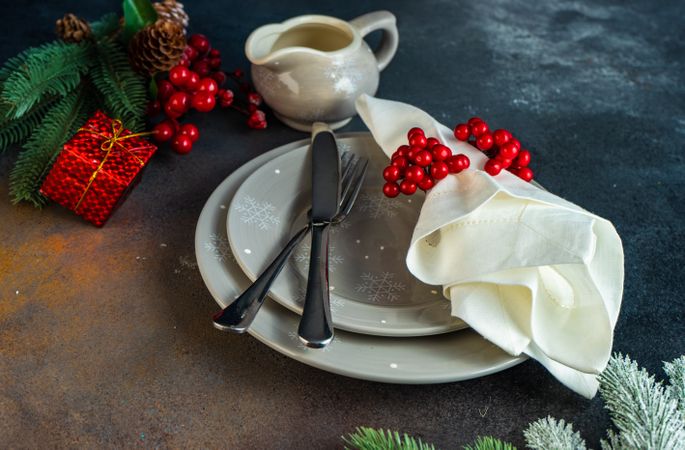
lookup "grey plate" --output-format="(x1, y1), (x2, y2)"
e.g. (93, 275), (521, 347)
(195, 134), (526, 383)
(227, 134), (466, 336)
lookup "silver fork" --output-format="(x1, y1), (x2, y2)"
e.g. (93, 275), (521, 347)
(212, 152), (368, 333)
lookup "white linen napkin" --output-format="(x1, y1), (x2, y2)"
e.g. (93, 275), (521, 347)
(356, 94), (624, 398)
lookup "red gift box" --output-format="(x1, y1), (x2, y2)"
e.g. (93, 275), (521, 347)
(40, 111), (157, 227)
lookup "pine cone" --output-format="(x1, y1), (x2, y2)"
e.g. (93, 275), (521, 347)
(153, 0), (189, 31)
(129, 20), (186, 76)
(55, 13), (92, 43)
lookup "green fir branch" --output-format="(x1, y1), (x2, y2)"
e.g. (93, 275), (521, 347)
(90, 39), (147, 131)
(524, 417), (586, 450)
(0, 99), (55, 152)
(9, 84), (90, 207)
(91, 13), (121, 41)
(598, 354), (685, 450)
(1, 40), (94, 119)
(464, 436), (517, 450)
(343, 427), (437, 450)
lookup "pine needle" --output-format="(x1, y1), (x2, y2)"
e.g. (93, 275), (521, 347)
(463, 436), (517, 450)
(664, 356), (685, 418)
(9, 84), (90, 206)
(524, 417), (586, 450)
(1, 40), (93, 118)
(343, 427), (437, 450)
(598, 353), (685, 450)
(91, 13), (121, 40)
(0, 98), (54, 152)
(90, 38), (147, 131)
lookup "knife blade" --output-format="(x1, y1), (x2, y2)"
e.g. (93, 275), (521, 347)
(297, 123), (340, 348)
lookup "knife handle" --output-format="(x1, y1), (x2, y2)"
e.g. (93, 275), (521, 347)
(212, 224), (310, 333)
(298, 223), (334, 348)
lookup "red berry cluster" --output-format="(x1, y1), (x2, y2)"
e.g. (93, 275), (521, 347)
(382, 127), (471, 197)
(454, 117), (533, 182)
(148, 34), (267, 154)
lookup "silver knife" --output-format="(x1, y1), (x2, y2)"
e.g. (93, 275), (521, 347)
(297, 123), (341, 348)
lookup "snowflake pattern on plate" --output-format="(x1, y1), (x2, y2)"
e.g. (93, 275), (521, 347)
(234, 196), (280, 230)
(355, 272), (406, 303)
(293, 286), (346, 313)
(204, 233), (234, 262)
(294, 244), (344, 272)
(287, 331), (341, 352)
(357, 193), (400, 219)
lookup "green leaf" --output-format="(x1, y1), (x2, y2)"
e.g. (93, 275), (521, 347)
(463, 436), (517, 450)
(343, 427), (436, 450)
(121, 0), (158, 44)
(1, 40), (94, 119)
(89, 39), (147, 132)
(9, 84), (90, 207)
(0, 99), (54, 153)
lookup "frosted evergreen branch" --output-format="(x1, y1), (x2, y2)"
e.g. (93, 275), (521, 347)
(664, 356), (685, 418)
(343, 427), (436, 450)
(464, 436), (517, 450)
(598, 353), (685, 450)
(524, 416), (586, 450)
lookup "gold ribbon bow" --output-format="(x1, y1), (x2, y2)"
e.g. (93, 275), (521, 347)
(74, 119), (154, 211)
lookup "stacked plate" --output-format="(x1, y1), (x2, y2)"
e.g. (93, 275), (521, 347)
(195, 133), (526, 383)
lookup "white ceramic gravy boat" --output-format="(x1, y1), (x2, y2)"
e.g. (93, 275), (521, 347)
(245, 11), (399, 131)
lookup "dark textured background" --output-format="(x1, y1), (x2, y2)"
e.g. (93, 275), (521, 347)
(1, 0), (684, 448)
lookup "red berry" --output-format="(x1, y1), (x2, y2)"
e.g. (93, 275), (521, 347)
(211, 71), (227, 86)
(426, 137), (440, 149)
(409, 133), (428, 148)
(383, 165), (401, 182)
(454, 123), (471, 141)
(192, 60), (211, 77)
(499, 142), (519, 159)
(418, 177), (435, 191)
(513, 149), (531, 167)
(510, 138), (521, 150)
(247, 110), (267, 129)
(191, 91), (216, 112)
(167, 91), (189, 113)
(383, 182), (400, 198)
(169, 66), (190, 87)
(471, 121), (490, 137)
(404, 165), (425, 183)
(448, 154), (470, 173)
(171, 133), (193, 154)
(247, 92), (263, 106)
(432, 144), (452, 161)
(197, 77), (218, 94)
(179, 123), (200, 142)
(219, 89), (234, 107)
(467, 117), (483, 127)
(209, 57), (222, 69)
(399, 179), (418, 195)
(493, 129), (512, 147)
(233, 68), (244, 78)
(407, 127), (424, 139)
(248, 103), (258, 113)
(391, 156), (409, 171)
(157, 80), (175, 101)
(152, 121), (174, 142)
(395, 145), (410, 157)
(496, 157), (513, 168)
(184, 45), (199, 62)
(484, 159), (502, 176)
(185, 71), (201, 91)
(414, 150), (433, 167)
(430, 161), (449, 179)
(177, 55), (190, 67)
(407, 145), (423, 163)
(516, 167), (534, 182)
(189, 34), (211, 55)
(476, 133), (494, 151)
(209, 48), (221, 58)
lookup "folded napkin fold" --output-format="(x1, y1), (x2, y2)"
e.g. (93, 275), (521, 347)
(356, 94), (624, 398)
